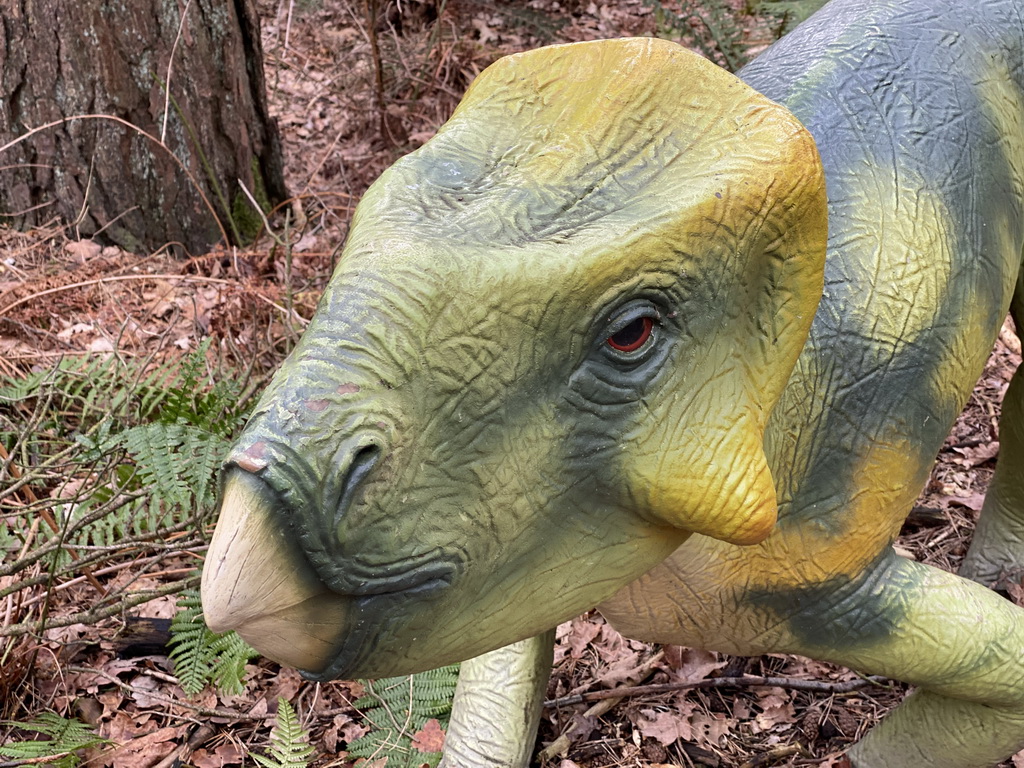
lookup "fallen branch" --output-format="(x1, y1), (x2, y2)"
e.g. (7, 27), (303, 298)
(545, 674), (892, 708)
(0, 580), (194, 638)
(539, 650), (665, 761)
(737, 742), (813, 768)
(0, 752), (73, 767)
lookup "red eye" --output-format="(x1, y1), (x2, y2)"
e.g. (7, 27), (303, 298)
(607, 316), (654, 352)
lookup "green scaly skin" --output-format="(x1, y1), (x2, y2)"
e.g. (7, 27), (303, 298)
(201, 1), (1024, 766)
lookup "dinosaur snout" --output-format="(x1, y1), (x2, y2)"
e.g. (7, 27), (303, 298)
(202, 430), (461, 676)
(200, 468), (352, 673)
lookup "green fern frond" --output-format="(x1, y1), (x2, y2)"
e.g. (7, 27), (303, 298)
(159, 337), (211, 425)
(119, 420), (231, 514)
(251, 699), (314, 768)
(169, 588), (258, 695)
(0, 712), (108, 768)
(208, 630), (261, 694)
(148, 339), (247, 437)
(123, 423), (194, 509)
(756, 0), (829, 36)
(348, 666), (459, 768)
(644, 0), (749, 72)
(169, 590), (216, 694)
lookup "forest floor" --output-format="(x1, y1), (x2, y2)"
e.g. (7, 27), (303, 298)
(2, 1), (1023, 767)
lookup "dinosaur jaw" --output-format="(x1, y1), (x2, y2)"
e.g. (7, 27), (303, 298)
(200, 471), (350, 674)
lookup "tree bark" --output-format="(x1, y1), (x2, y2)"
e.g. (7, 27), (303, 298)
(0, 0), (288, 255)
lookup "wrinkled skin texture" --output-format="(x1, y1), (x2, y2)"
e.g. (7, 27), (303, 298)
(203, 0), (1024, 766)
(203, 39), (826, 677)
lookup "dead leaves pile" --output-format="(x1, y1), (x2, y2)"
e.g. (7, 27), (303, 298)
(541, 615), (888, 768)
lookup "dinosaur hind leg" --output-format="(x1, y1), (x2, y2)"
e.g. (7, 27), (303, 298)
(829, 552), (1024, 767)
(602, 541), (1024, 767)
(959, 303), (1024, 588)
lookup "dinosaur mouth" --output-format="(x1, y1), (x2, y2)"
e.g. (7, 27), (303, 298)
(315, 543), (459, 597)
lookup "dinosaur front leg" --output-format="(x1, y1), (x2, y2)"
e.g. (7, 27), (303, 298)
(770, 551), (1024, 767)
(439, 630), (555, 768)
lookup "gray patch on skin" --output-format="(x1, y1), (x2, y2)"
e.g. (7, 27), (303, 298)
(744, 550), (915, 651)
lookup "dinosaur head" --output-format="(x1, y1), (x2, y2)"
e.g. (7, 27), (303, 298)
(200, 38), (827, 679)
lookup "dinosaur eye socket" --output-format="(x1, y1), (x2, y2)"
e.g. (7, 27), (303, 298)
(607, 316), (654, 353)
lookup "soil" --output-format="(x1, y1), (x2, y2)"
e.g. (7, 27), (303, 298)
(1, 2), (1022, 767)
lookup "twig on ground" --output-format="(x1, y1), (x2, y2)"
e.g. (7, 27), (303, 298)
(737, 743), (814, 768)
(150, 724), (216, 768)
(540, 650), (665, 761)
(0, 274), (305, 325)
(545, 674), (892, 708)
(0, 752), (73, 767)
(0, 580), (194, 638)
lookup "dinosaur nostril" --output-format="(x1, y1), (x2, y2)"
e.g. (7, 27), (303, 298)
(334, 442), (382, 524)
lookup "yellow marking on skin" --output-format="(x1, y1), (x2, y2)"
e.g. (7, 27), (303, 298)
(756, 61), (1024, 584)
(840, 172), (952, 352)
(750, 439), (931, 588)
(596, 432), (932, 649)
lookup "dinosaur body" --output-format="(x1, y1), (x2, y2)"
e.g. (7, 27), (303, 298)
(202, 1), (1024, 765)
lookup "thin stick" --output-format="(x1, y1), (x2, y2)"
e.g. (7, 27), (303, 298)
(0, 273), (305, 325)
(66, 665), (268, 722)
(737, 743), (812, 768)
(162, 0), (195, 143)
(363, 0), (389, 142)
(0, 443), (106, 595)
(0, 752), (73, 767)
(0, 580), (192, 638)
(545, 674), (892, 708)
(540, 650), (665, 761)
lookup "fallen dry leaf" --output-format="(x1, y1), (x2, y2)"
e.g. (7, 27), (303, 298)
(66, 239), (102, 262)
(411, 718), (446, 753)
(666, 647), (726, 683)
(635, 706), (694, 746)
(107, 726), (184, 768)
(751, 691), (797, 733)
(689, 711), (736, 746)
(191, 743), (243, 768)
(949, 442), (1000, 467)
(947, 492), (986, 511)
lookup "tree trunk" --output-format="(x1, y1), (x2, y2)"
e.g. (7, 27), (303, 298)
(0, 0), (288, 255)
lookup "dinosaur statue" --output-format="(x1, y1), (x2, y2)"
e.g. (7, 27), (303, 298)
(200, 0), (1024, 765)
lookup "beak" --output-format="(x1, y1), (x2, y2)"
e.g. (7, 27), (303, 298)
(200, 470), (350, 673)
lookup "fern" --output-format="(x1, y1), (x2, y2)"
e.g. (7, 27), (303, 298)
(645, 0), (750, 72)
(0, 712), (107, 768)
(121, 421), (228, 511)
(347, 666), (460, 768)
(251, 699), (314, 768)
(168, 587), (258, 695)
(46, 341), (248, 552)
(757, 0), (829, 36)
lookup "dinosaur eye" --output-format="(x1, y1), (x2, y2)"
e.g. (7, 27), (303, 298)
(607, 316), (654, 353)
